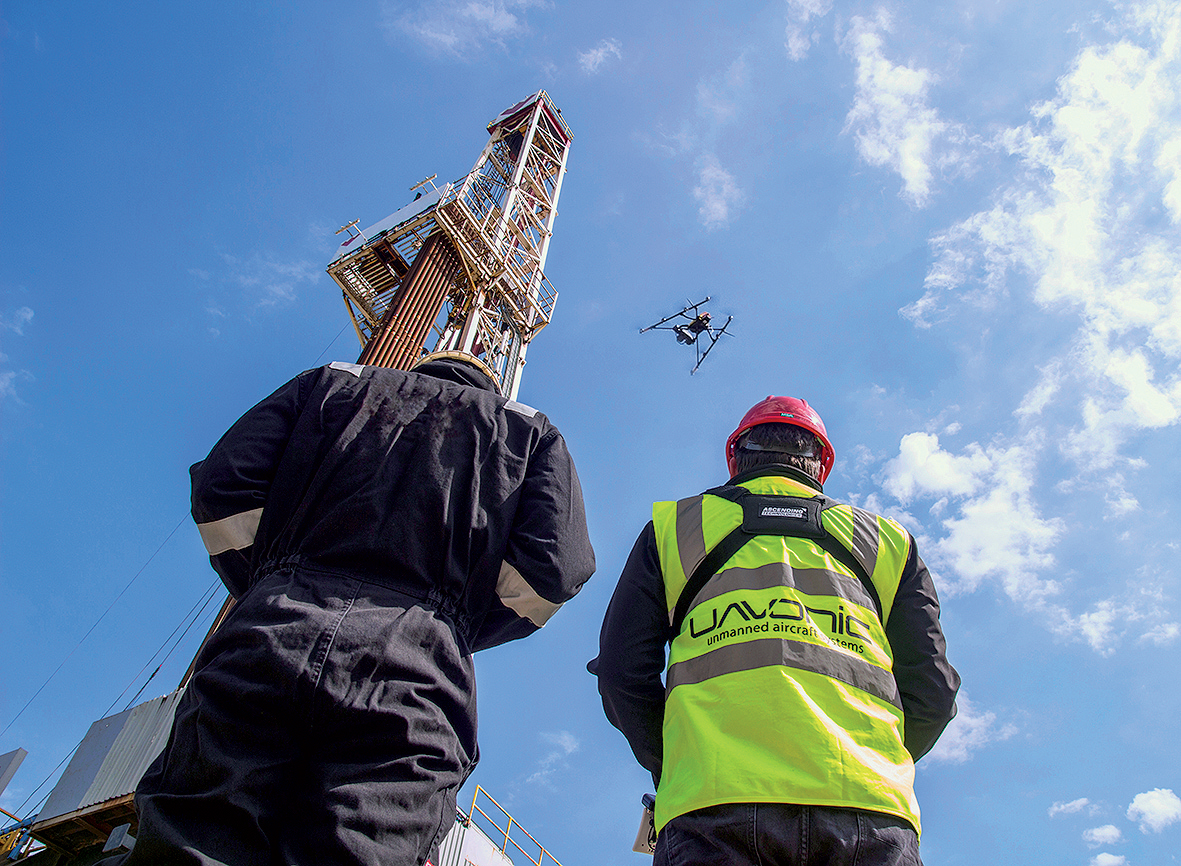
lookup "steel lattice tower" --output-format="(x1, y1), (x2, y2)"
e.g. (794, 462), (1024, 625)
(326, 91), (572, 399)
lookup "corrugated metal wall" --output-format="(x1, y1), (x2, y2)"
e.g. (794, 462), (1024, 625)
(437, 812), (517, 866)
(36, 690), (184, 824)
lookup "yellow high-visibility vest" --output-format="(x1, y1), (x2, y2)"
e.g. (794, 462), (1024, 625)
(653, 474), (920, 834)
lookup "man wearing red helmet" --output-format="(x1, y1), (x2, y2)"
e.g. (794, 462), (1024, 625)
(592, 397), (959, 865)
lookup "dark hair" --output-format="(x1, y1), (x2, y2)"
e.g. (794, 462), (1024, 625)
(733, 423), (823, 481)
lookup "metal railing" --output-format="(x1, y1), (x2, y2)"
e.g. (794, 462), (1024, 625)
(0, 808), (36, 861)
(467, 785), (562, 866)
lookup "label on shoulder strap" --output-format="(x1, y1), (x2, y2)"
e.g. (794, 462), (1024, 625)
(740, 495), (826, 539)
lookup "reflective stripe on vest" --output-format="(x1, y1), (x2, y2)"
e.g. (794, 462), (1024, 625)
(652, 474), (920, 836)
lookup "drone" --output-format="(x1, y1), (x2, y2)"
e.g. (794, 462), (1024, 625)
(640, 297), (734, 374)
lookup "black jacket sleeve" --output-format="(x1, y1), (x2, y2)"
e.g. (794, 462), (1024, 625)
(189, 370), (313, 597)
(470, 427), (596, 652)
(592, 522), (668, 786)
(887, 538), (960, 760)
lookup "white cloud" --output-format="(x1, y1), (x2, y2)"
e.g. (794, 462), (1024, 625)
(925, 692), (1016, 763)
(696, 58), (749, 125)
(1091, 855), (1128, 866)
(904, 1), (1181, 471)
(1083, 825), (1124, 848)
(0, 307), (34, 402)
(526, 730), (580, 786)
(881, 432), (991, 502)
(878, 426), (1179, 651)
(638, 54), (751, 227)
(784, 0), (832, 61)
(0, 307), (33, 335)
(384, 0), (543, 54)
(578, 38), (621, 74)
(1049, 797), (1095, 817)
(635, 125), (696, 160)
(884, 432), (1063, 599)
(1044, 575), (1181, 654)
(1016, 360), (1064, 418)
(887, 1), (1181, 649)
(1127, 787), (1181, 833)
(0, 307), (34, 405)
(693, 155), (745, 230)
(841, 12), (963, 206)
(1139, 621), (1181, 645)
(1102, 474), (1140, 517)
(0, 368), (34, 403)
(222, 254), (321, 310)
(1072, 599), (1131, 651)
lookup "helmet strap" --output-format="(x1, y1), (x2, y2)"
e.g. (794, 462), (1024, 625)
(739, 441), (817, 458)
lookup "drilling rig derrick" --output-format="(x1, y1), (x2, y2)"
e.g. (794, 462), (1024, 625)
(326, 91), (572, 399)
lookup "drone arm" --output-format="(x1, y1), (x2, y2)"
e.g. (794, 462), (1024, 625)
(639, 297), (711, 333)
(690, 316), (733, 373)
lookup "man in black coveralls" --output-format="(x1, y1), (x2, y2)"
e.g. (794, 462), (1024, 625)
(111, 355), (595, 866)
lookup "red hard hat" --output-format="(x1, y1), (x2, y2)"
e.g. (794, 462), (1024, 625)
(725, 396), (835, 482)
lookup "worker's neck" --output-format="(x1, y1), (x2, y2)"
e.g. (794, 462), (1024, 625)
(729, 464), (823, 493)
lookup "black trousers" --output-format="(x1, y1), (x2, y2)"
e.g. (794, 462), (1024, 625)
(108, 566), (478, 866)
(655, 803), (922, 866)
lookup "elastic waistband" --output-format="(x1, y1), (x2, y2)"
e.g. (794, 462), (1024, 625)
(252, 556), (471, 638)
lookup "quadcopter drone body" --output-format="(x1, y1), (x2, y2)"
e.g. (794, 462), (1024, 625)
(641, 297), (734, 373)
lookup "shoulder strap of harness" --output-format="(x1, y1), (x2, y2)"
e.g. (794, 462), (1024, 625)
(670, 486), (883, 636)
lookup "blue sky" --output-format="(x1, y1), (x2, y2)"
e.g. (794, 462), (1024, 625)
(3, 2), (1180, 864)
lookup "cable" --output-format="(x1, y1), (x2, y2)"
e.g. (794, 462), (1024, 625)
(0, 514), (190, 740)
(13, 742), (78, 819)
(94, 578), (221, 717)
(312, 322), (351, 367)
(120, 582), (221, 711)
(5, 321), (355, 818)
(8, 579), (220, 821)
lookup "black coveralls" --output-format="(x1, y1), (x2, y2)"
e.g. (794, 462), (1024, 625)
(119, 359), (595, 866)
